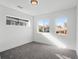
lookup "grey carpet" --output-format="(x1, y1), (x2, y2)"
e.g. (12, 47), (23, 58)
(0, 42), (77, 59)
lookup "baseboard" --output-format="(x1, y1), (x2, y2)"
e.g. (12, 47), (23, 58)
(0, 41), (33, 53)
(33, 41), (77, 52)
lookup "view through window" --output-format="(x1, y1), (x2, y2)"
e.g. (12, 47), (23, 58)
(38, 19), (49, 32)
(55, 17), (68, 36)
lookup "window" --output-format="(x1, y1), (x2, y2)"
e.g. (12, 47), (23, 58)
(55, 16), (68, 36)
(38, 19), (49, 32)
(6, 16), (29, 26)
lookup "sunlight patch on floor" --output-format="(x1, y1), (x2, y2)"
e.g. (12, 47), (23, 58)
(55, 54), (71, 59)
(40, 33), (67, 49)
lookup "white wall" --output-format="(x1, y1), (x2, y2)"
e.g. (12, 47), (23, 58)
(0, 4), (77, 52)
(0, 5), (33, 52)
(33, 7), (77, 50)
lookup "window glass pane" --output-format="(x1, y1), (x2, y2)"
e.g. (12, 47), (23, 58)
(55, 16), (68, 36)
(38, 19), (49, 32)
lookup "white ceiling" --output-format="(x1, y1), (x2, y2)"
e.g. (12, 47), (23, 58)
(0, 0), (77, 16)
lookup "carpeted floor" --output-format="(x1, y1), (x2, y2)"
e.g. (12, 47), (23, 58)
(0, 42), (77, 59)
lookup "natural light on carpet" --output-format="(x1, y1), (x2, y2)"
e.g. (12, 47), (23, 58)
(40, 33), (67, 49)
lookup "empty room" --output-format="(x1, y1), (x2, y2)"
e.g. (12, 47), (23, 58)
(0, 0), (78, 59)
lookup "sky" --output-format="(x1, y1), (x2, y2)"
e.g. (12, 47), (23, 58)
(55, 16), (67, 26)
(39, 19), (49, 26)
(38, 17), (67, 26)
